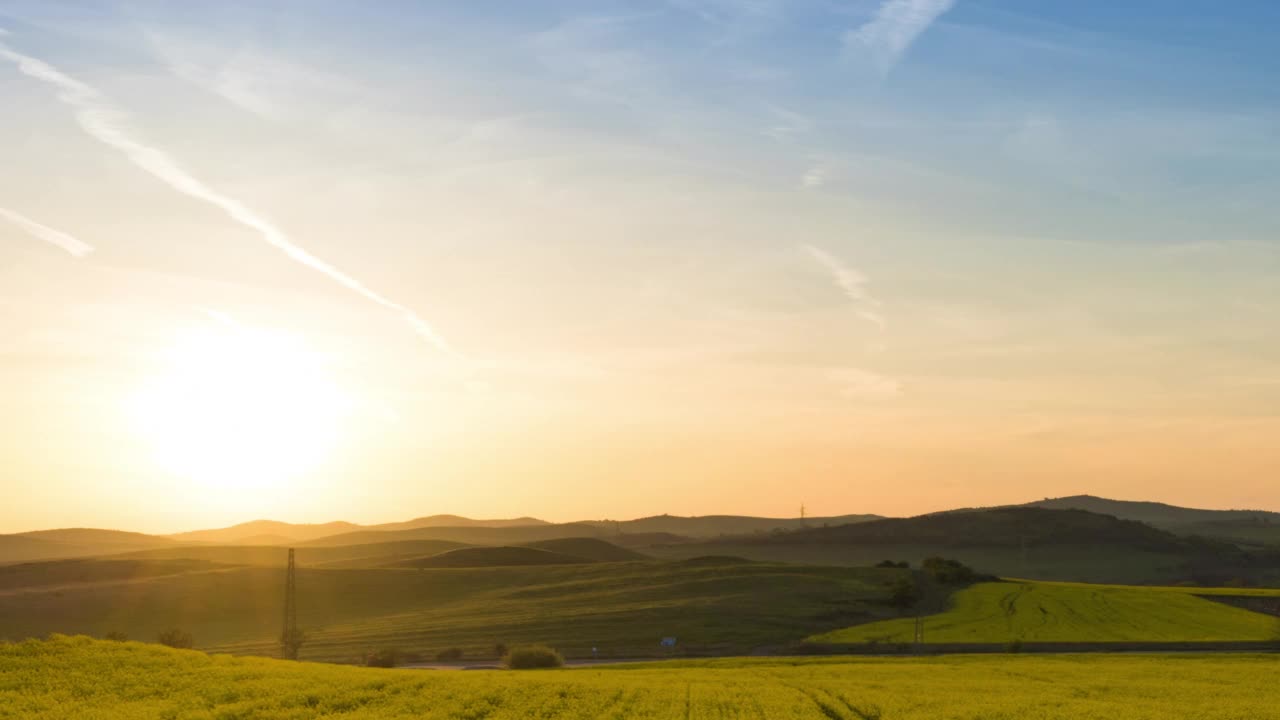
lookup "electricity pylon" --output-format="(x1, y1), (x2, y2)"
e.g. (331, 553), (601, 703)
(280, 548), (303, 660)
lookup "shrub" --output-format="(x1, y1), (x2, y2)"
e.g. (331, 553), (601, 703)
(104, 631), (128, 642)
(493, 643), (508, 658)
(876, 560), (909, 569)
(435, 647), (464, 662)
(503, 644), (564, 669)
(1006, 639), (1023, 654)
(888, 577), (921, 609)
(157, 629), (193, 649)
(921, 557), (978, 584)
(365, 648), (407, 668)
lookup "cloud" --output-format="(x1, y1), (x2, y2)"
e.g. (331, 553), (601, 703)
(801, 164), (827, 188)
(828, 367), (901, 398)
(0, 206), (94, 257)
(0, 41), (457, 357)
(842, 0), (956, 75)
(802, 243), (884, 328)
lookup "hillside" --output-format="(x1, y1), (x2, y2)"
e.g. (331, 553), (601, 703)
(648, 508), (1266, 585)
(809, 580), (1280, 644)
(523, 537), (647, 562)
(1019, 495), (1280, 531)
(0, 559), (901, 660)
(170, 515), (551, 545)
(0, 528), (179, 564)
(112, 540), (471, 568)
(585, 513), (883, 538)
(390, 538), (644, 568)
(300, 523), (608, 548)
(0, 558), (227, 592)
(747, 508), (1206, 551)
(392, 546), (592, 568)
(9, 637), (1280, 720)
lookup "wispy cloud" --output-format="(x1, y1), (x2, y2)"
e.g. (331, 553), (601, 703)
(828, 366), (901, 398)
(0, 206), (93, 257)
(801, 163), (827, 189)
(842, 0), (956, 75)
(0, 40), (457, 357)
(802, 243), (884, 328)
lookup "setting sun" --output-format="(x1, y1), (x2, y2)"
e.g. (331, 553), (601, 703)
(128, 322), (349, 497)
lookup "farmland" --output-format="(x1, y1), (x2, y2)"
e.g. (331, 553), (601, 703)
(0, 559), (902, 661)
(5, 636), (1280, 719)
(809, 580), (1280, 644)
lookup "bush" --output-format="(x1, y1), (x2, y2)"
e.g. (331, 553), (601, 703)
(157, 629), (193, 649)
(365, 648), (407, 668)
(493, 643), (508, 658)
(104, 631), (128, 642)
(1006, 639), (1023, 654)
(888, 577), (921, 609)
(435, 647), (464, 662)
(876, 560), (909, 569)
(921, 557), (978, 585)
(503, 644), (564, 669)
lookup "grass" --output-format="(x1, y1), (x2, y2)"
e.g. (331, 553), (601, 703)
(0, 559), (901, 661)
(809, 580), (1280, 644)
(5, 636), (1280, 718)
(646, 542), (1223, 584)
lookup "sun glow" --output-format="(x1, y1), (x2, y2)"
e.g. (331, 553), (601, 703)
(129, 325), (349, 497)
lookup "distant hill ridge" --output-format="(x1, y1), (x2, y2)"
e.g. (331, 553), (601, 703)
(746, 507), (1211, 552)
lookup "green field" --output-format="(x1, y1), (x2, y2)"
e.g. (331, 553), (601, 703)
(810, 580), (1280, 644)
(0, 559), (900, 661)
(5, 636), (1280, 719)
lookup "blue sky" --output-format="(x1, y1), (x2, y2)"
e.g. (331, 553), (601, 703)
(1, 1), (1278, 530)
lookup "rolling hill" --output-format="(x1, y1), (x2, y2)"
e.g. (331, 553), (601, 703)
(751, 508), (1209, 551)
(170, 515), (551, 545)
(391, 546), (592, 568)
(648, 508), (1266, 584)
(808, 580), (1280, 644)
(0, 559), (901, 660)
(0, 528), (179, 564)
(523, 537), (647, 562)
(1018, 495), (1280, 529)
(112, 540), (471, 568)
(389, 538), (645, 568)
(300, 523), (610, 547)
(585, 513), (883, 538)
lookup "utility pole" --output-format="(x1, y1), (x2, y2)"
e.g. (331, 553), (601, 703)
(280, 548), (301, 660)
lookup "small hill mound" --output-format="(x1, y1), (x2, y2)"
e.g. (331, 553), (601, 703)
(0, 529), (178, 564)
(114, 540), (470, 568)
(300, 522), (607, 548)
(809, 580), (1280, 644)
(755, 508), (1209, 552)
(677, 555), (755, 566)
(393, 546), (592, 568)
(1019, 495), (1280, 530)
(0, 558), (225, 592)
(521, 538), (645, 562)
(584, 513), (882, 538)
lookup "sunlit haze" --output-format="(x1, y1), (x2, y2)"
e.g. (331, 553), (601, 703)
(2, 1), (1279, 534)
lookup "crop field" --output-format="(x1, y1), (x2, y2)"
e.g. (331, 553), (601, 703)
(0, 559), (900, 661)
(810, 580), (1280, 644)
(4, 636), (1280, 719)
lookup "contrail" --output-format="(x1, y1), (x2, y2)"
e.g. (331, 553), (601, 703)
(802, 243), (885, 328)
(0, 206), (94, 257)
(843, 0), (956, 75)
(0, 40), (458, 357)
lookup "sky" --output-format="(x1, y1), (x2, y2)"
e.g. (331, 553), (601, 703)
(2, 1), (1279, 534)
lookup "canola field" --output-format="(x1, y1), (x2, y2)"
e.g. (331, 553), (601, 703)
(809, 580), (1280, 644)
(4, 635), (1280, 719)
